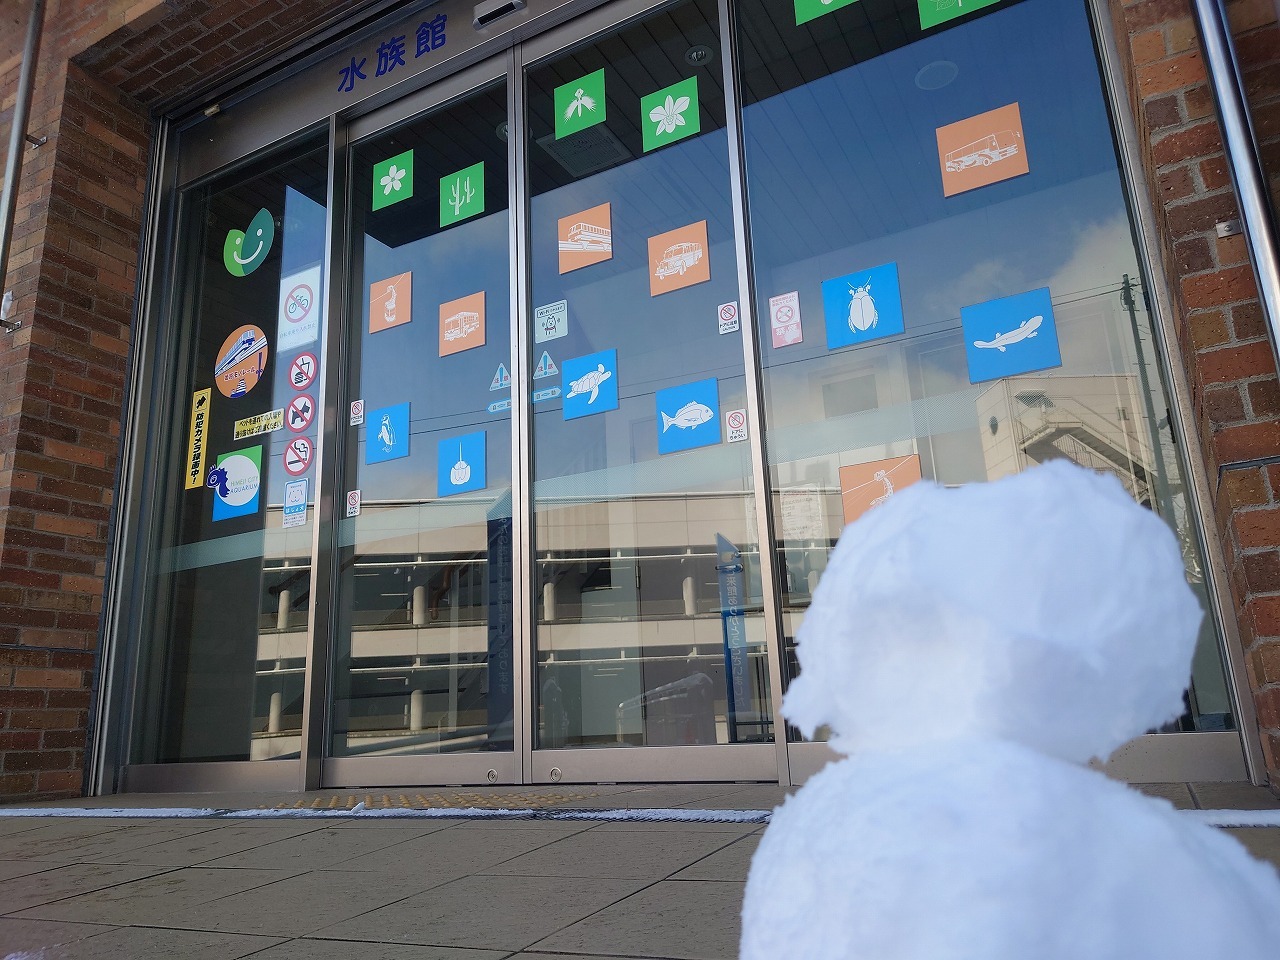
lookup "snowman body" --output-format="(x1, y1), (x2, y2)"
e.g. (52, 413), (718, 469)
(741, 463), (1280, 960)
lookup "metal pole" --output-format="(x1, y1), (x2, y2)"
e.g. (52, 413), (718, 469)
(0, 0), (45, 304)
(1190, 0), (1280, 383)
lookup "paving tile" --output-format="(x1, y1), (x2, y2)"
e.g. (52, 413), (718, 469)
(102, 823), (331, 866)
(203, 825), (437, 870)
(4, 821), (228, 863)
(314, 874), (649, 951)
(532, 879), (745, 960)
(510, 955), (659, 960)
(0, 859), (63, 882)
(0, 862), (172, 914)
(332, 825), (567, 876)
(585, 819), (761, 835)
(1129, 782), (1195, 808)
(671, 834), (760, 881)
(0, 821), (133, 858)
(442, 818), (597, 836)
(481, 828), (738, 880)
(39, 926), (285, 959)
(549, 786), (748, 810)
(0, 816), (72, 837)
(1190, 782), (1280, 810)
(12, 866), (299, 926)
(0, 917), (117, 952)
(251, 940), (507, 960)
(1223, 827), (1280, 870)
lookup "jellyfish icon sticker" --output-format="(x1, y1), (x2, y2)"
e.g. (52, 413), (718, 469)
(822, 261), (905, 351)
(438, 431), (486, 496)
(365, 402), (410, 464)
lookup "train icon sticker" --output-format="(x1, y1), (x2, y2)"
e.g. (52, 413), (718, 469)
(936, 103), (1029, 197)
(223, 207), (274, 277)
(214, 324), (269, 398)
(961, 286), (1062, 384)
(559, 203), (612, 274)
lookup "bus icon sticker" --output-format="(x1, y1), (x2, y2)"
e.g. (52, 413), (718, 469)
(558, 203), (613, 274)
(935, 102), (1029, 197)
(648, 220), (710, 296)
(439, 291), (485, 357)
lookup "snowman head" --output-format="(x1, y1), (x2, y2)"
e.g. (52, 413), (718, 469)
(784, 461), (1202, 764)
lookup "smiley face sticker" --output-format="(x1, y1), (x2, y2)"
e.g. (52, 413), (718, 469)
(223, 208), (275, 277)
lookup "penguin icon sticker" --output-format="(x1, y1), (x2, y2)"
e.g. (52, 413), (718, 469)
(223, 208), (275, 277)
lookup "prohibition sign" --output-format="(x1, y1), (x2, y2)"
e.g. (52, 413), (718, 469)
(719, 303), (737, 323)
(284, 283), (314, 323)
(289, 352), (318, 390)
(774, 303), (794, 324)
(283, 436), (313, 476)
(726, 409), (746, 431)
(286, 394), (315, 433)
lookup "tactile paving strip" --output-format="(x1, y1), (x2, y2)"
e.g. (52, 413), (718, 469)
(268, 789), (603, 811)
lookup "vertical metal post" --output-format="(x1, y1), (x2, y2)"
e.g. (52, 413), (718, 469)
(1190, 0), (1280, 381)
(717, 0), (792, 785)
(508, 46), (535, 782)
(0, 0), (46, 298)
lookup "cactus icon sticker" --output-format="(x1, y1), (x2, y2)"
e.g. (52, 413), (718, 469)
(223, 208), (275, 277)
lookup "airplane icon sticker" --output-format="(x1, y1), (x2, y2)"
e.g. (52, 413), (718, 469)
(960, 287), (1062, 384)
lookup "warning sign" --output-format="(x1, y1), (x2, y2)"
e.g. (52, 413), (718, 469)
(277, 264), (322, 352)
(287, 394), (315, 433)
(718, 301), (739, 334)
(533, 351), (559, 379)
(350, 400), (364, 426)
(346, 489), (362, 518)
(726, 408), (748, 443)
(233, 408), (284, 440)
(283, 436), (313, 476)
(289, 352), (318, 390)
(184, 389), (211, 489)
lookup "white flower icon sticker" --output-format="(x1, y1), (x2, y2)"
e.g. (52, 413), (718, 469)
(649, 95), (690, 136)
(380, 164), (406, 196)
(641, 78), (701, 152)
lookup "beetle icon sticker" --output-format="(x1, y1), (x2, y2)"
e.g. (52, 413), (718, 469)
(223, 208), (275, 277)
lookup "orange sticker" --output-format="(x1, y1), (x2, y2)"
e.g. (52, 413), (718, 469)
(839, 455), (922, 525)
(369, 272), (412, 334)
(558, 203), (613, 274)
(936, 103), (1029, 198)
(439, 291), (486, 356)
(213, 324), (269, 399)
(648, 220), (711, 296)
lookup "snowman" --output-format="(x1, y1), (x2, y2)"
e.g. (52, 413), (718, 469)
(741, 461), (1280, 960)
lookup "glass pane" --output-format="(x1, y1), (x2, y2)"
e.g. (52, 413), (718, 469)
(330, 81), (515, 757)
(527, 0), (773, 750)
(133, 134), (328, 763)
(736, 0), (1232, 739)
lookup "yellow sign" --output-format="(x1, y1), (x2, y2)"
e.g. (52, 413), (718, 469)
(185, 389), (211, 489)
(233, 408), (284, 440)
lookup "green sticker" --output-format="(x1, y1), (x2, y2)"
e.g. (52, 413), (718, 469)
(222, 207), (275, 277)
(555, 69), (606, 139)
(440, 161), (485, 227)
(918, 0), (1002, 30)
(372, 149), (414, 211)
(794, 0), (860, 26)
(641, 77), (701, 153)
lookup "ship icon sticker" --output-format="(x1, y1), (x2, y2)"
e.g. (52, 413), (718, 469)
(214, 324), (269, 398)
(562, 349), (618, 420)
(961, 287), (1062, 384)
(438, 430), (487, 497)
(559, 203), (613, 274)
(657, 377), (721, 455)
(365, 401), (410, 464)
(370, 272), (412, 334)
(936, 103), (1029, 198)
(648, 220), (710, 296)
(821, 261), (905, 350)
(439, 291), (485, 356)
(223, 208), (275, 277)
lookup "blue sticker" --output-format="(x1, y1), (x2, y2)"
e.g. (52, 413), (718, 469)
(961, 287), (1062, 384)
(208, 445), (262, 521)
(366, 402), (410, 463)
(822, 261), (905, 350)
(438, 431), (487, 496)
(562, 349), (618, 420)
(656, 378), (721, 455)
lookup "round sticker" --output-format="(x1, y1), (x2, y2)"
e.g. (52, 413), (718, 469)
(726, 410), (746, 431)
(207, 454), (259, 507)
(720, 303), (737, 322)
(283, 436), (313, 476)
(289, 352), (318, 391)
(287, 394), (315, 433)
(214, 325), (269, 399)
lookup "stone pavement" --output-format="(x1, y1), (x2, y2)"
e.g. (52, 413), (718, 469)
(0, 781), (1276, 959)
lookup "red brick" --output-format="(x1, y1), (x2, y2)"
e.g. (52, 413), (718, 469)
(1197, 340), (1278, 384)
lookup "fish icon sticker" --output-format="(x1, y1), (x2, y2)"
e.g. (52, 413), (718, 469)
(223, 208), (275, 277)
(562, 349), (619, 420)
(214, 324), (269, 398)
(961, 287), (1062, 384)
(656, 378), (721, 455)
(438, 431), (487, 496)
(821, 262), (905, 350)
(366, 401), (411, 464)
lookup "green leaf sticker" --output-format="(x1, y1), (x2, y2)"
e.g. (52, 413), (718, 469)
(794, 0), (860, 26)
(555, 69), (606, 139)
(641, 76), (700, 153)
(440, 161), (485, 227)
(222, 207), (275, 277)
(372, 149), (414, 211)
(918, 0), (1002, 30)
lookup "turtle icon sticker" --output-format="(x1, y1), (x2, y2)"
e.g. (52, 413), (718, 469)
(214, 324), (269, 398)
(287, 394), (315, 433)
(562, 349), (618, 420)
(283, 436), (313, 476)
(289, 353), (318, 391)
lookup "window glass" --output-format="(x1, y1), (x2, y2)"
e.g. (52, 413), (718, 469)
(737, 0), (1232, 737)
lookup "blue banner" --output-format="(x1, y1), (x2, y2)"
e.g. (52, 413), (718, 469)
(715, 534), (751, 741)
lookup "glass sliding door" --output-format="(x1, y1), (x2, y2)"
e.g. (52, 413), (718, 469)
(327, 67), (518, 781)
(524, 0), (777, 781)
